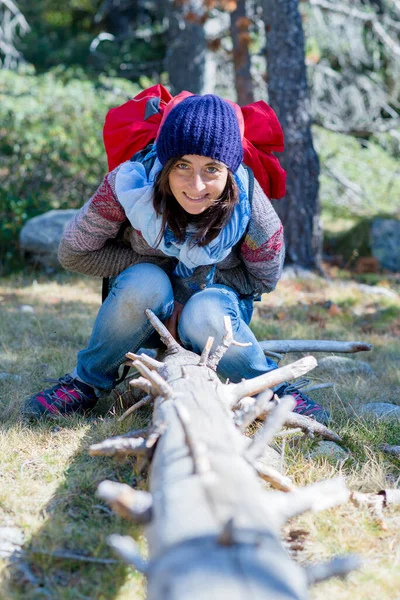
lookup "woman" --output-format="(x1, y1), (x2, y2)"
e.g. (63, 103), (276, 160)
(24, 94), (329, 424)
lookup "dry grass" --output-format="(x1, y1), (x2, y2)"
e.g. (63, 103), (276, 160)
(0, 269), (399, 599)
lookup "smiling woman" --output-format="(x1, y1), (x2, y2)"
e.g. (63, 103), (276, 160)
(23, 93), (329, 425)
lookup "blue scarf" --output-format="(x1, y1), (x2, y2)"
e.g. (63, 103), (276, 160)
(115, 145), (251, 278)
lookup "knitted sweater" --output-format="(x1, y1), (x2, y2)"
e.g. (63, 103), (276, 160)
(58, 164), (285, 304)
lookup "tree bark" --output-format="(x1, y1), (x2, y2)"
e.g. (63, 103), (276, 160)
(262, 0), (322, 269)
(163, 0), (207, 95)
(230, 0), (254, 105)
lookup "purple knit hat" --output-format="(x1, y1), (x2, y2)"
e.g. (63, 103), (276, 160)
(156, 94), (243, 173)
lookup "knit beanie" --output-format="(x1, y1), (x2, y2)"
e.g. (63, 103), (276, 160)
(156, 94), (243, 173)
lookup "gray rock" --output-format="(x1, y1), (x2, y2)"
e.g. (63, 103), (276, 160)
(357, 284), (398, 299)
(0, 372), (22, 384)
(0, 526), (25, 558)
(281, 265), (318, 280)
(20, 304), (35, 314)
(370, 218), (400, 272)
(19, 209), (78, 269)
(359, 402), (400, 422)
(317, 355), (375, 377)
(309, 441), (349, 462)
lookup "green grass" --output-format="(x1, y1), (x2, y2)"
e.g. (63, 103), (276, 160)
(0, 270), (399, 599)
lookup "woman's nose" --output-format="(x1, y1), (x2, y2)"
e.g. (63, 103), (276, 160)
(189, 172), (207, 192)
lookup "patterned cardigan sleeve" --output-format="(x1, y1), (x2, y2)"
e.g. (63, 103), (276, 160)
(58, 169), (140, 277)
(239, 178), (285, 296)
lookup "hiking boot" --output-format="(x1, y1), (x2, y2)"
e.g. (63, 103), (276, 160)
(22, 375), (97, 419)
(275, 380), (330, 425)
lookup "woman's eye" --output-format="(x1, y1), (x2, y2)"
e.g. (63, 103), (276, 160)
(176, 163), (189, 170)
(206, 166), (218, 174)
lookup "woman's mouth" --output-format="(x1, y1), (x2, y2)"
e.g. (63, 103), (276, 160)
(183, 192), (208, 202)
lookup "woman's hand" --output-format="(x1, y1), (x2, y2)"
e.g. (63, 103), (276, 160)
(164, 301), (184, 342)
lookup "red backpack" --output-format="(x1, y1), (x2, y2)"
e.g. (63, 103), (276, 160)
(103, 84), (286, 200)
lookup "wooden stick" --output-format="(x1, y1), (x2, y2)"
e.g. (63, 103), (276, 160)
(254, 461), (296, 492)
(233, 389), (274, 431)
(228, 356), (318, 404)
(208, 316), (252, 371)
(28, 548), (119, 565)
(273, 428), (303, 439)
(107, 534), (148, 573)
(259, 340), (372, 354)
(207, 316), (234, 370)
(350, 491), (387, 528)
(89, 436), (148, 457)
(125, 351), (164, 371)
(118, 395), (153, 423)
(280, 412), (342, 444)
(302, 382), (334, 392)
(270, 476), (350, 523)
(145, 309), (181, 352)
(133, 360), (174, 399)
(378, 489), (400, 507)
(198, 336), (214, 366)
(129, 377), (154, 394)
(246, 396), (296, 462)
(97, 480), (153, 524)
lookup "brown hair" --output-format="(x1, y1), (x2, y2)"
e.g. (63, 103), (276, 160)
(153, 157), (238, 248)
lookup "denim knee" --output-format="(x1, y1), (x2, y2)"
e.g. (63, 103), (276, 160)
(110, 263), (174, 324)
(178, 287), (239, 351)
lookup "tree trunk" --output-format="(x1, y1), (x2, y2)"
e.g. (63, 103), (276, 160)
(92, 313), (358, 598)
(262, 0), (322, 269)
(163, 0), (208, 95)
(230, 0), (254, 105)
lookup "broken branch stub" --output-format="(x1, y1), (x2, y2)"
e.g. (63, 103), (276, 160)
(268, 477), (350, 524)
(207, 316), (252, 371)
(246, 395), (296, 462)
(254, 461), (296, 492)
(228, 356), (318, 405)
(198, 336), (214, 366)
(89, 436), (148, 458)
(145, 309), (180, 352)
(233, 389), (274, 431)
(97, 481), (153, 524)
(118, 394), (153, 423)
(107, 535), (148, 573)
(281, 412), (343, 444)
(125, 351), (164, 372)
(133, 360), (174, 399)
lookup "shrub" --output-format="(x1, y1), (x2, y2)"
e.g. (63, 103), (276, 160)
(0, 68), (140, 273)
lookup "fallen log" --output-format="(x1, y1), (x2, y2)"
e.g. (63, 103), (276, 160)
(90, 311), (360, 599)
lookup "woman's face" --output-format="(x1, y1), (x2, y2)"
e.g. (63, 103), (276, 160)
(168, 155), (229, 215)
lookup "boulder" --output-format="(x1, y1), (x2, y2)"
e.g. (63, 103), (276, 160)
(309, 441), (349, 462)
(317, 355), (375, 377)
(19, 209), (78, 269)
(370, 218), (400, 272)
(359, 402), (400, 422)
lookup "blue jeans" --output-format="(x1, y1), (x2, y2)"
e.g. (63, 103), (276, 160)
(75, 263), (277, 393)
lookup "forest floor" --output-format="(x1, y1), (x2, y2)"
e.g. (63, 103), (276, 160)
(0, 267), (399, 600)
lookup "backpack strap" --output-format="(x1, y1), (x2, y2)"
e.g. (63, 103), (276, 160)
(243, 163), (254, 206)
(130, 142), (157, 177)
